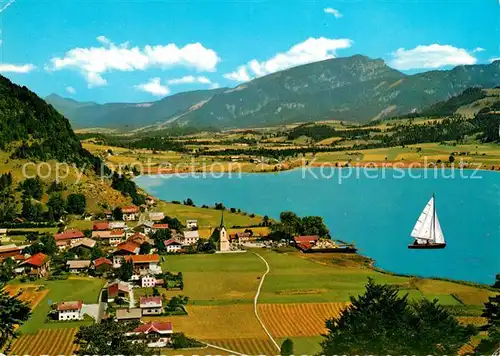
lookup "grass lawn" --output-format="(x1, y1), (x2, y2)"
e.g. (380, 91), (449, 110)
(157, 201), (264, 228)
(13, 277), (105, 334)
(278, 335), (323, 355)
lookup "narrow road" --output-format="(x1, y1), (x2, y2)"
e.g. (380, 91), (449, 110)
(253, 252), (281, 352)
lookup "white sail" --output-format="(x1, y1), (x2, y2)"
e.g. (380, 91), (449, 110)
(411, 197), (434, 240)
(433, 212), (446, 244)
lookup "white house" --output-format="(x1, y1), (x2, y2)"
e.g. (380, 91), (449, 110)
(139, 296), (163, 315)
(165, 239), (182, 253)
(126, 322), (173, 348)
(109, 221), (127, 229)
(149, 212), (164, 222)
(0, 228), (8, 242)
(121, 206), (139, 221)
(186, 220), (198, 229)
(66, 260), (91, 273)
(182, 230), (199, 246)
(92, 230), (125, 245)
(135, 221), (154, 235)
(125, 254), (162, 275)
(141, 275), (162, 288)
(57, 301), (84, 321)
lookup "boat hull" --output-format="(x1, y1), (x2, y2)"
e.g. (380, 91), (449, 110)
(408, 243), (446, 249)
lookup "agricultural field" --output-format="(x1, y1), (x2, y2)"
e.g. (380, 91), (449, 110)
(3, 284), (49, 309)
(9, 328), (79, 356)
(150, 249), (494, 355)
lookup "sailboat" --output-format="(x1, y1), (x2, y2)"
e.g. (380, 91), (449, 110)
(408, 194), (446, 249)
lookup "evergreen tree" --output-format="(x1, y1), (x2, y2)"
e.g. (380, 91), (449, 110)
(280, 338), (294, 356)
(47, 193), (66, 221)
(0, 286), (31, 349)
(320, 279), (475, 355)
(67, 193), (86, 215)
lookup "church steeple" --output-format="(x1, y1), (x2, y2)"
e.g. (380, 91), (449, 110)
(220, 210), (225, 228)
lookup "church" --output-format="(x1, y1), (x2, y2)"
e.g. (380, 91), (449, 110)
(211, 212), (230, 252)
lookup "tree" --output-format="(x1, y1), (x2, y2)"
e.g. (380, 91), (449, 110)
(47, 193), (66, 221)
(152, 229), (172, 253)
(0, 259), (15, 282)
(301, 216), (329, 238)
(19, 177), (43, 200)
(0, 285), (31, 349)
(320, 279), (475, 355)
(166, 295), (189, 311)
(74, 320), (150, 355)
(449, 154), (456, 163)
(40, 233), (58, 256)
(160, 215), (183, 231)
(67, 193), (86, 215)
(184, 198), (194, 206)
(112, 207), (123, 221)
(0, 173), (16, 222)
(262, 215), (270, 226)
(280, 338), (294, 356)
(115, 260), (133, 281)
(475, 283), (500, 354)
(21, 198), (43, 221)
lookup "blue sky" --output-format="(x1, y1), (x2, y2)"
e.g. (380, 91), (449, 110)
(0, 0), (498, 103)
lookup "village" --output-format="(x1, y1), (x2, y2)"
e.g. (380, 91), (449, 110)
(0, 200), (285, 350)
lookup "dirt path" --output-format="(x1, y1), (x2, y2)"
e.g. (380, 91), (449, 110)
(253, 252), (281, 352)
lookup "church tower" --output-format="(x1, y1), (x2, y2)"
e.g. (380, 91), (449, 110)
(218, 211), (230, 252)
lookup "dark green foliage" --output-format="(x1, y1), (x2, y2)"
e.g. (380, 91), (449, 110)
(21, 198), (44, 221)
(74, 319), (150, 355)
(160, 215), (183, 231)
(66, 193), (86, 215)
(0, 259), (15, 282)
(0, 284), (31, 348)
(111, 173), (145, 206)
(152, 229), (172, 253)
(19, 177), (43, 200)
(280, 338), (294, 356)
(419, 87), (487, 117)
(320, 279), (475, 355)
(112, 207), (123, 221)
(170, 332), (203, 349)
(270, 211), (330, 239)
(115, 260), (133, 281)
(0, 173), (16, 222)
(47, 193), (66, 221)
(166, 295), (189, 312)
(0, 76), (93, 166)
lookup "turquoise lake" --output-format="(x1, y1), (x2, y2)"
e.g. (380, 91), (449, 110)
(136, 168), (500, 284)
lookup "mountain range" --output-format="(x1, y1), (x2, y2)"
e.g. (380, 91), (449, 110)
(46, 55), (500, 131)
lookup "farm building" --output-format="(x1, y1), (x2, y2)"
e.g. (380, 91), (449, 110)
(149, 212), (164, 221)
(116, 308), (142, 321)
(93, 257), (113, 272)
(67, 238), (97, 253)
(112, 242), (141, 268)
(182, 230), (199, 246)
(57, 301), (84, 321)
(127, 322), (173, 348)
(293, 235), (319, 244)
(134, 221), (154, 235)
(151, 223), (169, 234)
(230, 232), (252, 244)
(186, 219), (198, 229)
(55, 230), (85, 250)
(0, 244), (25, 259)
(165, 239), (182, 253)
(92, 229), (125, 245)
(125, 254), (162, 275)
(20, 253), (50, 277)
(109, 221), (126, 229)
(121, 206), (139, 221)
(107, 281), (131, 302)
(67, 260), (91, 273)
(93, 222), (109, 231)
(139, 296), (163, 315)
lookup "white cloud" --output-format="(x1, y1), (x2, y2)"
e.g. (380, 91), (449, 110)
(135, 77), (170, 96)
(48, 36), (220, 87)
(167, 75), (212, 85)
(65, 86), (76, 94)
(223, 37), (352, 82)
(490, 57), (500, 63)
(0, 0), (17, 14)
(389, 44), (477, 70)
(210, 82), (221, 89)
(0, 63), (36, 73)
(324, 7), (342, 18)
(472, 47), (485, 53)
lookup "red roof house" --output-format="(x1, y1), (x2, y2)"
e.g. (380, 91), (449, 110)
(121, 206), (139, 214)
(293, 235), (319, 244)
(54, 229), (84, 241)
(57, 301), (83, 311)
(93, 222), (110, 231)
(133, 321), (172, 334)
(93, 257), (112, 268)
(152, 223), (169, 230)
(20, 252), (50, 277)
